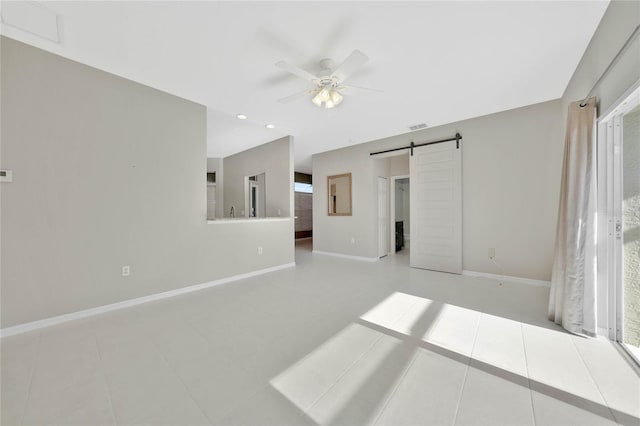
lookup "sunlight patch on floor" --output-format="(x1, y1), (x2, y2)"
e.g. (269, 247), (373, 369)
(269, 291), (623, 424)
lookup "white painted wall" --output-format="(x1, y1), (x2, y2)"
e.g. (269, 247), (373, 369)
(0, 37), (294, 328)
(313, 99), (564, 280)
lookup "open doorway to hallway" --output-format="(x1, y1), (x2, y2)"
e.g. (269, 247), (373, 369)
(295, 172), (313, 241)
(391, 176), (410, 254)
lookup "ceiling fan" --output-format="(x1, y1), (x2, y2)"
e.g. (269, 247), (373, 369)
(275, 49), (371, 109)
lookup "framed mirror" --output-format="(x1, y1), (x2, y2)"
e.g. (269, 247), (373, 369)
(328, 173), (352, 216)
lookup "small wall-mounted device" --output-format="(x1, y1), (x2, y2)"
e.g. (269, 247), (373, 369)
(0, 170), (13, 182)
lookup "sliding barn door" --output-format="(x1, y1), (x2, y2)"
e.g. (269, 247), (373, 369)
(410, 140), (462, 273)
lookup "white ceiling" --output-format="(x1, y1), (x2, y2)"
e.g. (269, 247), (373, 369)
(1, 1), (609, 173)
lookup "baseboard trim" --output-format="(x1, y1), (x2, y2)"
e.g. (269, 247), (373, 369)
(312, 250), (379, 262)
(462, 270), (551, 287)
(0, 262), (296, 338)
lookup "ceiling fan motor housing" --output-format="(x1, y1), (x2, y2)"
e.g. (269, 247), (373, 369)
(319, 58), (335, 72)
(317, 76), (341, 88)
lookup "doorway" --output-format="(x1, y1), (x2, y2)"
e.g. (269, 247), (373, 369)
(294, 172), (313, 240)
(390, 176), (410, 254)
(378, 176), (389, 258)
(599, 82), (640, 363)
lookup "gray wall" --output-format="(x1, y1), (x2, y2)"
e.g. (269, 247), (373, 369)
(0, 37), (294, 328)
(223, 136), (293, 218)
(313, 99), (563, 279)
(389, 154), (409, 177)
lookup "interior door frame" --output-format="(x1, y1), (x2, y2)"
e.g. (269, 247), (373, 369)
(378, 176), (389, 258)
(597, 79), (640, 363)
(390, 174), (410, 254)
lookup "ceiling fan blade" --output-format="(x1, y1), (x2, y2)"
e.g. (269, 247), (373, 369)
(278, 88), (320, 104)
(339, 84), (383, 93)
(275, 60), (319, 82)
(332, 49), (368, 82)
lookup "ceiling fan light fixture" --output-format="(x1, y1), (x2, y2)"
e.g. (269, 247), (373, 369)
(318, 88), (330, 102)
(330, 90), (343, 105)
(311, 88), (343, 109)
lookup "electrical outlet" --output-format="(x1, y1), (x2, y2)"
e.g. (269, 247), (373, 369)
(122, 265), (130, 276)
(258, 246), (263, 255)
(488, 248), (496, 259)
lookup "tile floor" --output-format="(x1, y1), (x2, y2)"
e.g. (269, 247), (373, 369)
(1, 240), (639, 425)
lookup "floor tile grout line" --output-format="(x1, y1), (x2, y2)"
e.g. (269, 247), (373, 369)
(520, 323), (538, 426)
(19, 331), (41, 426)
(304, 331), (387, 413)
(367, 295), (452, 424)
(186, 315), (265, 382)
(304, 298), (423, 414)
(450, 312), (482, 426)
(569, 334), (619, 423)
(91, 333), (118, 426)
(149, 331), (218, 426)
(164, 319), (269, 424)
(369, 348), (421, 425)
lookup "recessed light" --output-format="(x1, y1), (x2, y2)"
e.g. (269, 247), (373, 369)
(236, 114), (247, 120)
(265, 124), (275, 129)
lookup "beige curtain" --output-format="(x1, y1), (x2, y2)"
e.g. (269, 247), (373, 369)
(549, 97), (597, 335)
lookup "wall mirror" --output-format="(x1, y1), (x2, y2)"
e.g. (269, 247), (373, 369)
(245, 173), (266, 217)
(328, 173), (352, 216)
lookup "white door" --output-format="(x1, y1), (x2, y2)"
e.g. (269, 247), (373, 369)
(410, 140), (462, 273)
(378, 177), (389, 258)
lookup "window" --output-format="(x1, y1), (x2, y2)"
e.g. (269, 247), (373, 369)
(294, 182), (313, 193)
